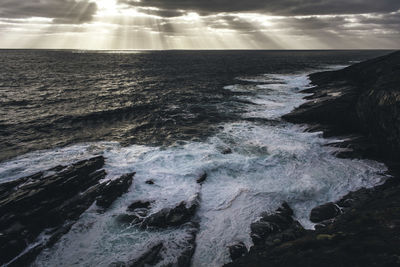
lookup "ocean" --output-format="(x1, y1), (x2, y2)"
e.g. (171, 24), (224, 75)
(0, 50), (391, 266)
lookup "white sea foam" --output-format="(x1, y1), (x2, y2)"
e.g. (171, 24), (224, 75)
(0, 142), (118, 183)
(1, 68), (388, 267)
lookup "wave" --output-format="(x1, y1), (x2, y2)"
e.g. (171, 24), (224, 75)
(1, 68), (388, 267)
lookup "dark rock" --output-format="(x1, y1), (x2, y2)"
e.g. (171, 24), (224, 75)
(143, 197), (199, 228)
(226, 52), (400, 267)
(283, 51), (400, 161)
(310, 203), (341, 223)
(226, 181), (400, 267)
(116, 201), (153, 225)
(196, 173), (207, 184)
(145, 180), (155, 185)
(336, 188), (372, 208)
(115, 214), (141, 225)
(127, 243), (164, 267)
(176, 222), (199, 267)
(250, 203), (304, 247)
(276, 202), (294, 217)
(250, 221), (280, 244)
(229, 242), (248, 260)
(260, 213), (293, 229)
(116, 196), (200, 229)
(96, 173), (135, 208)
(222, 147), (233, 154)
(0, 156), (134, 266)
(127, 201), (152, 211)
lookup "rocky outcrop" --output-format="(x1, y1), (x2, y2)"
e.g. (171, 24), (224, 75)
(110, 222), (199, 267)
(143, 199), (199, 228)
(96, 173), (134, 209)
(229, 243), (248, 260)
(226, 51), (400, 267)
(226, 203), (306, 265)
(127, 243), (164, 267)
(249, 203), (305, 249)
(196, 172), (207, 184)
(175, 222), (199, 267)
(225, 179), (400, 267)
(109, 243), (164, 267)
(113, 174), (204, 267)
(0, 157), (134, 266)
(310, 203), (342, 223)
(283, 50), (400, 160)
(114, 197), (200, 267)
(117, 195), (199, 229)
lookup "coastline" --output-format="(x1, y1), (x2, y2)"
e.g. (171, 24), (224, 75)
(226, 51), (400, 266)
(1, 51), (397, 266)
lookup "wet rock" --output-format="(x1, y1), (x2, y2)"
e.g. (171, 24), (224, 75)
(126, 200), (153, 218)
(283, 51), (400, 161)
(145, 179), (155, 185)
(96, 173), (135, 209)
(310, 202), (341, 223)
(117, 195), (200, 229)
(115, 214), (141, 225)
(143, 197), (199, 228)
(175, 222), (199, 267)
(276, 202), (294, 217)
(226, 182), (400, 267)
(127, 201), (152, 211)
(336, 188), (372, 208)
(251, 221), (280, 244)
(250, 203), (304, 247)
(229, 242), (248, 260)
(222, 147), (233, 154)
(226, 51), (400, 267)
(0, 156), (134, 266)
(196, 173), (207, 184)
(116, 201), (154, 225)
(128, 243), (164, 267)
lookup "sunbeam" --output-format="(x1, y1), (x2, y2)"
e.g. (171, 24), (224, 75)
(0, 1), (399, 49)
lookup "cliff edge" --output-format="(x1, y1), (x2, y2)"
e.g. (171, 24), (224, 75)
(226, 51), (400, 267)
(283, 50), (400, 161)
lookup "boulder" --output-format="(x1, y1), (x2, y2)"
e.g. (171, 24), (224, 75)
(229, 242), (248, 260)
(222, 147), (233, 154)
(310, 203), (342, 223)
(250, 203), (304, 247)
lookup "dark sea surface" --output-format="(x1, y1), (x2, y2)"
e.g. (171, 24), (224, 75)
(0, 50), (392, 267)
(0, 50), (390, 162)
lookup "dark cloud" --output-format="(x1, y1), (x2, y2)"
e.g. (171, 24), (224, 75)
(0, 0), (399, 49)
(120, 0), (400, 16)
(0, 0), (97, 24)
(136, 7), (184, 18)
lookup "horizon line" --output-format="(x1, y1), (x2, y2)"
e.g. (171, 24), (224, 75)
(0, 48), (398, 51)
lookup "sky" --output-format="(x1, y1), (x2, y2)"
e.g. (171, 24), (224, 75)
(0, 0), (399, 50)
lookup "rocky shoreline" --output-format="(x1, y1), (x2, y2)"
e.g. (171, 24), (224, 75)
(226, 51), (400, 266)
(0, 156), (135, 266)
(1, 51), (400, 267)
(0, 156), (205, 266)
